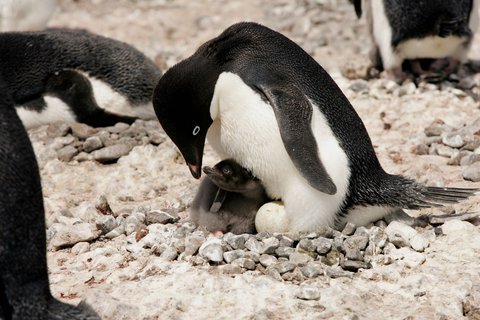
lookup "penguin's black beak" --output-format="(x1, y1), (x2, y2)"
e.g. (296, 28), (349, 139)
(188, 162), (201, 179)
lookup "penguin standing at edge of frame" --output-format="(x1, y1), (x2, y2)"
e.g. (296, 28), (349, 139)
(153, 22), (478, 232)
(352, 0), (479, 79)
(0, 27), (162, 129)
(190, 159), (270, 235)
(0, 76), (99, 319)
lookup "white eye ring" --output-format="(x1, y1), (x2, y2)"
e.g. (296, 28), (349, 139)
(192, 125), (201, 136)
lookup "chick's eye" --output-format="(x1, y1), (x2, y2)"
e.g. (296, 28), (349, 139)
(192, 125), (200, 136)
(222, 166), (233, 176)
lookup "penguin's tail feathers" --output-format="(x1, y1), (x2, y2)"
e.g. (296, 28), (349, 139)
(377, 174), (478, 210)
(405, 185), (478, 209)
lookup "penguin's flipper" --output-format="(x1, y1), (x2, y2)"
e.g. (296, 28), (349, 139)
(256, 83), (337, 195)
(210, 188), (228, 213)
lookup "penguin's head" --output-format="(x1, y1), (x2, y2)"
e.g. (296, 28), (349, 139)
(203, 159), (258, 193)
(153, 57), (219, 179)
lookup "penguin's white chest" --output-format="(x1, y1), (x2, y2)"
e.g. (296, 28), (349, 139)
(207, 72), (351, 230)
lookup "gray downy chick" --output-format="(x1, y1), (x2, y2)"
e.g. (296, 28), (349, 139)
(190, 159), (270, 234)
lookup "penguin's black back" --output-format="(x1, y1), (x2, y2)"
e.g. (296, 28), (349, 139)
(0, 28), (161, 106)
(383, 0), (474, 47)
(196, 22), (387, 210)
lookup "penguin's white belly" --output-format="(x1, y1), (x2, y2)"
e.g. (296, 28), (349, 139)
(397, 36), (468, 60)
(208, 72), (351, 231)
(82, 73), (156, 120)
(16, 96), (76, 129)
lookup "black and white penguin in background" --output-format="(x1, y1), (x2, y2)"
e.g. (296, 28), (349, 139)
(351, 0), (479, 80)
(153, 22), (478, 232)
(191, 159), (270, 235)
(0, 77), (99, 319)
(0, 28), (162, 128)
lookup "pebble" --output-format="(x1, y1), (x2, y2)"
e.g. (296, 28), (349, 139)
(442, 134), (465, 148)
(70, 122), (97, 139)
(275, 246), (295, 258)
(463, 162), (480, 182)
(146, 210), (179, 224)
(460, 154), (480, 166)
(324, 267), (353, 279)
(184, 232), (206, 256)
(261, 237), (280, 254)
(440, 220), (476, 235)
(221, 264), (243, 275)
(224, 233), (247, 250)
(259, 254), (278, 267)
(83, 136), (104, 152)
(57, 145), (79, 162)
(385, 221), (417, 248)
(342, 222), (356, 235)
(300, 263), (324, 278)
(409, 233), (430, 252)
(199, 237), (224, 263)
(270, 261), (296, 274)
(297, 239), (316, 252)
(349, 79), (369, 93)
(232, 258), (256, 270)
(289, 252), (313, 265)
(295, 285), (321, 300)
(340, 259), (371, 272)
(71, 242), (90, 255)
(50, 222), (101, 250)
(244, 237), (263, 254)
(91, 144), (134, 163)
(312, 237), (332, 254)
(95, 215), (117, 234)
(343, 235), (369, 261)
(223, 250), (246, 263)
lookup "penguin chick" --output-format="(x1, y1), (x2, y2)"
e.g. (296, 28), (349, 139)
(154, 22), (478, 232)
(0, 27), (162, 128)
(190, 159), (270, 234)
(0, 77), (99, 319)
(353, 0), (478, 80)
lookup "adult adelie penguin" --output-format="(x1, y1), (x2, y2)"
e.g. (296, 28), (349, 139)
(352, 0), (479, 79)
(153, 22), (478, 232)
(0, 78), (99, 319)
(0, 27), (162, 128)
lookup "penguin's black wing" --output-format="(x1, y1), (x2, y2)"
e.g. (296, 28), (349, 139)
(255, 83), (337, 195)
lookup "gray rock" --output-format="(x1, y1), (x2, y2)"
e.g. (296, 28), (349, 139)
(270, 261), (296, 274)
(106, 122), (130, 133)
(259, 254), (278, 267)
(224, 233), (248, 250)
(325, 267), (353, 279)
(462, 136), (480, 151)
(221, 264), (243, 275)
(424, 120), (451, 137)
(353, 226), (370, 237)
(265, 267), (283, 281)
(322, 248), (340, 266)
(275, 246), (295, 258)
(47, 123), (70, 137)
(316, 225), (335, 238)
(300, 263), (324, 278)
(57, 145), (79, 162)
(297, 239), (316, 252)
(70, 122), (97, 139)
(261, 237), (280, 254)
(409, 233), (430, 252)
(244, 237), (263, 253)
(223, 250), (246, 263)
(95, 215), (117, 234)
(460, 154), (480, 166)
(105, 225), (125, 239)
(73, 152), (92, 162)
(50, 222), (101, 250)
(71, 242), (90, 255)
(83, 136), (104, 152)
(463, 162), (480, 182)
(349, 79), (369, 93)
(160, 246), (178, 261)
(52, 135), (75, 150)
(343, 235), (369, 261)
(231, 258), (256, 270)
(276, 235), (294, 247)
(199, 237), (224, 262)
(124, 212), (146, 236)
(332, 236), (345, 252)
(289, 252), (313, 265)
(184, 232), (206, 256)
(385, 221), (417, 248)
(441, 220), (476, 235)
(342, 222), (356, 235)
(91, 144), (133, 163)
(146, 210), (179, 224)
(442, 134), (465, 148)
(244, 251), (260, 263)
(340, 259), (371, 272)
(312, 237), (332, 255)
(295, 286), (321, 300)
(436, 144), (455, 157)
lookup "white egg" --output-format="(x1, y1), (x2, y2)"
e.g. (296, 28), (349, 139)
(255, 201), (289, 233)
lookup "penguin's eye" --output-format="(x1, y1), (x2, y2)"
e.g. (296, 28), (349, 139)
(192, 125), (201, 136)
(222, 166), (233, 176)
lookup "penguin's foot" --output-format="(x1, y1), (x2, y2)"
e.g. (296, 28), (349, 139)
(384, 209), (429, 228)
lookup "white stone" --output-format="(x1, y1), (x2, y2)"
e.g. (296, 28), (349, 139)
(441, 220), (476, 235)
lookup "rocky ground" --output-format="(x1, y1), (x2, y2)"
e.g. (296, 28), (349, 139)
(26, 0), (480, 319)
